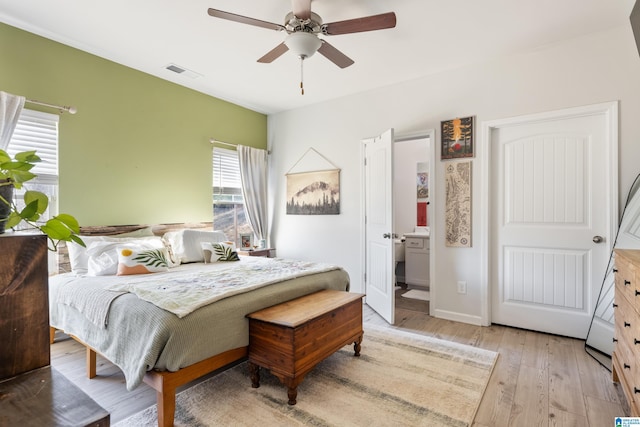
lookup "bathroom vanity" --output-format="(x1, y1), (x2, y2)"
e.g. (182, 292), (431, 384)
(404, 231), (430, 288)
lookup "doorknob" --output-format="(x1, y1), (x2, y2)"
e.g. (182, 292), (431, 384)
(382, 233), (391, 239)
(592, 236), (604, 244)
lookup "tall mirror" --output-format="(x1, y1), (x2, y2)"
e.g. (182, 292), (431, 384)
(585, 173), (640, 369)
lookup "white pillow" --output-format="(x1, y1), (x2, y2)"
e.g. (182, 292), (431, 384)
(162, 229), (228, 264)
(86, 237), (165, 276)
(68, 235), (163, 275)
(201, 241), (238, 263)
(116, 245), (170, 276)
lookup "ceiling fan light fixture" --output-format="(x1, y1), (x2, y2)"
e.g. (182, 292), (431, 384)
(284, 32), (322, 59)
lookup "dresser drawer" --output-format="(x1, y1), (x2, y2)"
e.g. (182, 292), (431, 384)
(614, 250), (640, 417)
(405, 238), (424, 250)
(616, 252), (640, 307)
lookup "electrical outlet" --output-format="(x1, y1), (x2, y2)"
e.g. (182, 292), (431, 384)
(457, 281), (467, 294)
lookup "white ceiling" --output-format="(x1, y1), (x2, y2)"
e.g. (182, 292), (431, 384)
(0, 0), (635, 114)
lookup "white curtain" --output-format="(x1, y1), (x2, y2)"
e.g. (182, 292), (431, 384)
(237, 145), (268, 246)
(0, 91), (25, 151)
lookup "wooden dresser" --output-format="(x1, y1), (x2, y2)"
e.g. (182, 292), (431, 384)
(613, 249), (640, 416)
(0, 233), (110, 426)
(0, 233), (50, 377)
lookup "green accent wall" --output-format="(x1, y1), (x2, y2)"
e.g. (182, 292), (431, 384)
(0, 22), (267, 226)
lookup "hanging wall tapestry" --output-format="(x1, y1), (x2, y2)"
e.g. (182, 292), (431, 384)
(445, 161), (472, 247)
(286, 148), (340, 215)
(441, 116), (474, 160)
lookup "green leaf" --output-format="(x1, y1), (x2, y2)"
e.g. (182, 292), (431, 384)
(54, 213), (80, 233)
(24, 191), (48, 214)
(132, 249), (169, 268)
(19, 200), (39, 220)
(5, 211), (22, 228)
(1, 161), (34, 171)
(40, 219), (73, 240)
(69, 234), (86, 247)
(213, 243), (239, 261)
(8, 169), (36, 185)
(14, 151), (41, 163)
(0, 150), (10, 163)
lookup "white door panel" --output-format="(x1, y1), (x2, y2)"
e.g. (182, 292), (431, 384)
(364, 129), (395, 324)
(491, 111), (612, 338)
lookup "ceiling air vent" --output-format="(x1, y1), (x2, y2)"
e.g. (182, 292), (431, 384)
(165, 63), (202, 79)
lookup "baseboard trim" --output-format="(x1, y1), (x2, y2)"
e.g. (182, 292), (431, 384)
(432, 308), (485, 326)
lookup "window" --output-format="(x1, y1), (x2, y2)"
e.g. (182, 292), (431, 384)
(6, 109), (59, 227)
(212, 147), (253, 245)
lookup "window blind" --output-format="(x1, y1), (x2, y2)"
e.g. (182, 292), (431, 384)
(213, 147), (241, 193)
(6, 109), (59, 180)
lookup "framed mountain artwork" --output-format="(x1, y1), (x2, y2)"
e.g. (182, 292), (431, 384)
(286, 169), (340, 215)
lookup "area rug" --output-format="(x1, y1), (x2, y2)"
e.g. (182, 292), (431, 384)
(114, 324), (497, 427)
(402, 289), (430, 301)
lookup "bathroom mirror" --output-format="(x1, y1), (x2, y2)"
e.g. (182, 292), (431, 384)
(585, 173), (640, 369)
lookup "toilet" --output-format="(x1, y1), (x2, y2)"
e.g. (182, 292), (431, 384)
(394, 238), (405, 262)
(394, 238), (406, 285)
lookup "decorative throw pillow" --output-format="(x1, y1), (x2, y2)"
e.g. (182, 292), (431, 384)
(162, 229), (228, 264)
(68, 235), (163, 275)
(116, 246), (170, 276)
(201, 241), (239, 263)
(86, 237), (166, 276)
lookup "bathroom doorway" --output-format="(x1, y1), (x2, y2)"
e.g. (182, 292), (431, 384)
(393, 134), (431, 315)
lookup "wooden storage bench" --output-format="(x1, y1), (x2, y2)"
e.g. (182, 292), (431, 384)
(246, 289), (364, 405)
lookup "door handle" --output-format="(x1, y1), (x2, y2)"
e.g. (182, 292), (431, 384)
(382, 233), (391, 239)
(592, 235), (604, 244)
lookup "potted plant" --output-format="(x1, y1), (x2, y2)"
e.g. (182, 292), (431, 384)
(0, 149), (84, 250)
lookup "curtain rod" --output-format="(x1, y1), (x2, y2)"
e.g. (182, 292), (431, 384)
(26, 98), (77, 114)
(210, 138), (271, 154)
(209, 138), (236, 148)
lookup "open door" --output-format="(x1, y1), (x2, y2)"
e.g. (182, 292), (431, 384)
(363, 129), (395, 324)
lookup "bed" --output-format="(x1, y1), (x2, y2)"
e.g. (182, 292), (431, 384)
(49, 223), (350, 427)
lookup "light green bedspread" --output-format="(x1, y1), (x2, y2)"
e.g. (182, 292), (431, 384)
(49, 257), (350, 390)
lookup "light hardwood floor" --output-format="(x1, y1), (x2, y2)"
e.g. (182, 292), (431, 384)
(50, 290), (628, 426)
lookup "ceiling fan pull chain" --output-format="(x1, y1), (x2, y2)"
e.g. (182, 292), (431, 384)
(300, 57), (305, 95)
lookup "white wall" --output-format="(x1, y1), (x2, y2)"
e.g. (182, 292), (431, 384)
(267, 25), (640, 325)
(394, 139), (429, 236)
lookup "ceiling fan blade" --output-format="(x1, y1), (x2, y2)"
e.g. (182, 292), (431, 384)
(322, 12), (396, 36)
(257, 42), (290, 63)
(207, 8), (285, 32)
(317, 40), (354, 68)
(292, 0), (312, 20)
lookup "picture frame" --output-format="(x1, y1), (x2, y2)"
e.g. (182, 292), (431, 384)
(286, 169), (340, 215)
(417, 172), (428, 199)
(445, 161), (472, 247)
(240, 233), (253, 250)
(441, 116), (474, 160)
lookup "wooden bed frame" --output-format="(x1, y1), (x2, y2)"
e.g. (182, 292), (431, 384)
(51, 222), (251, 427)
(50, 327), (246, 427)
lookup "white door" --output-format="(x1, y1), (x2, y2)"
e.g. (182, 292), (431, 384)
(490, 106), (615, 338)
(364, 129), (395, 324)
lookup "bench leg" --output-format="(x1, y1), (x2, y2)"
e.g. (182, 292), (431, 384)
(249, 362), (261, 388)
(272, 373), (305, 405)
(354, 334), (363, 357)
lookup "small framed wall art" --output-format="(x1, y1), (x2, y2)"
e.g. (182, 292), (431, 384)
(240, 233), (253, 249)
(441, 116), (474, 160)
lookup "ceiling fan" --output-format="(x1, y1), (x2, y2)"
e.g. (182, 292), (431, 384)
(207, 1), (396, 93)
